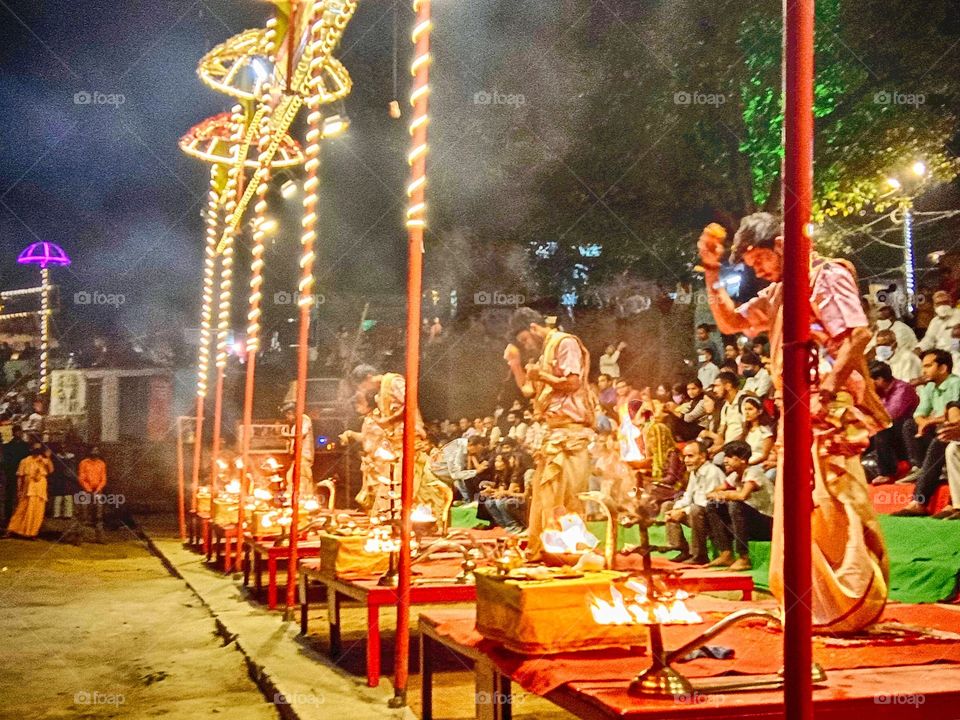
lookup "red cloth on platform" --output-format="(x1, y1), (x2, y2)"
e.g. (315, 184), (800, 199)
(426, 603), (960, 696)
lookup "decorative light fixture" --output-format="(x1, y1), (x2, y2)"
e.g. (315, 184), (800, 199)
(17, 241), (71, 394)
(321, 113), (349, 139)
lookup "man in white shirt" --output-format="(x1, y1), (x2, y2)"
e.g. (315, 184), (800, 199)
(598, 341), (626, 379)
(663, 440), (726, 564)
(697, 347), (720, 389)
(868, 304), (917, 353)
(739, 351), (773, 398)
(917, 290), (960, 353)
(873, 329), (921, 383)
(705, 441), (774, 570)
(708, 371), (744, 454)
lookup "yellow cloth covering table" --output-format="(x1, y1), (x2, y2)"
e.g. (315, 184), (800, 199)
(475, 568), (649, 655)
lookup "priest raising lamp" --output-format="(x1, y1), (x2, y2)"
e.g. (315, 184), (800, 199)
(17, 241), (71, 394)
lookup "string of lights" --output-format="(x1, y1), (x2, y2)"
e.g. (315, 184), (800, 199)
(247, 85), (275, 354)
(196, 168), (222, 399)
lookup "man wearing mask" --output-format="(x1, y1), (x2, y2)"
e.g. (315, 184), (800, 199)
(697, 347), (720, 389)
(873, 329), (921, 383)
(917, 290), (960, 354)
(740, 351), (773, 399)
(869, 305), (917, 353)
(868, 362), (920, 485)
(694, 324), (721, 364)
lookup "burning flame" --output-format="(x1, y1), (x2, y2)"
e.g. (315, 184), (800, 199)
(590, 579), (702, 626)
(261, 456), (281, 471)
(253, 488), (273, 501)
(303, 498), (320, 512)
(411, 504), (435, 523)
(542, 513), (600, 554)
(364, 525), (400, 553)
(224, 479), (241, 495)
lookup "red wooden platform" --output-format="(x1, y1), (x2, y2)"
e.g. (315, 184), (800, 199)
(298, 559), (478, 687)
(241, 536), (323, 610)
(868, 482), (951, 515)
(419, 603), (960, 719)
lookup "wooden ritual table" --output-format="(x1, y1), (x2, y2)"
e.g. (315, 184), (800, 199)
(298, 558), (478, 688)
(186, 511), (211, 555)
(418, 605), (960, 720)
(240, 535), (324, 610)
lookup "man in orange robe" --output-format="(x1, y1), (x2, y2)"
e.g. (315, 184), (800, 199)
(699, 213), (889, 633)
(504, 309), (594, 559)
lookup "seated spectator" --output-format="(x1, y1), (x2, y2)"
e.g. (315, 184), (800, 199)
(869, 361), (920, 485)
(596, 373), (617, 413)
(437, 435), (490, 503)
(662, 440), (726, 564)
(893, 349), (960, 516)
(917, 290), (960, 353)
(704, 440), (774, 570)
(479, 453), (526, 533)
(873, 329), (921, 383)
(694, 323), (721, 363)
(723, 343), (739, 364)
(704, 371), (744, 455)
(697, 347), (720, 389)
(869, 304), (918, 353)
(740, 352), (773, 398)
(457, 417), (471, 437)
(672, 380), (709, 442)
(751, 335), (769, 361)
(481, 416), (501, 447)
(739, 396), (775, 469)
(934, 402), (960, 519)
(590, 428), (636, 515)
(639, 401), (675, 480)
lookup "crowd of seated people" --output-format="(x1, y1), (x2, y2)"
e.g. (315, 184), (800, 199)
(418, 290), (960, 561)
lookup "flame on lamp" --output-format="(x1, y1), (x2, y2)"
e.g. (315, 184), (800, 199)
(303, 498), (320, 512)
(411, 504), (435, 523)
(253, 488), (273, 501)
(590, 579), (702, 626)
(224, 479), (241, 494)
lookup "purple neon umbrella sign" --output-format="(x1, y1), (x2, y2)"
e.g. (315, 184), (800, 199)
(17, 241), (71, 269)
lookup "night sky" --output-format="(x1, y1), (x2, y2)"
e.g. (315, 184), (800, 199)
(0, 0), (585, 357)
(0, 0), (461, 353)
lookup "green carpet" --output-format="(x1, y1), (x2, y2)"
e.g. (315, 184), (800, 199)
(451, 511), (960, 604)
(451, 503), (489, 529)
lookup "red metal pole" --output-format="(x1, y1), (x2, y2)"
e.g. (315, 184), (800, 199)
(190, 395), (205, 513)
(392, 0), (431, 707)
(236, 351), (257, 569)
(782, 0), (814, 718)
(285, 307), (310, 612)
(209, 367), (225, 494)
(177, 417), (187, 541)
(286, 9), (324, 613)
